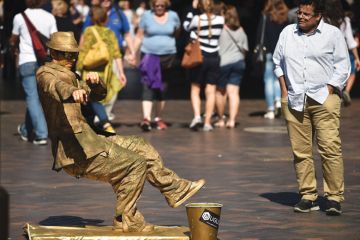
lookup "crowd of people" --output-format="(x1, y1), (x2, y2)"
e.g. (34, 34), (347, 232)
(4, 0), (359, 221)
(6, 0), (360, 139)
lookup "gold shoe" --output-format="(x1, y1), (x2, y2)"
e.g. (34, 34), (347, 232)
(113, 218), (155, 232)
(171, 179), (206, 208)
(104, 124), (116, 134)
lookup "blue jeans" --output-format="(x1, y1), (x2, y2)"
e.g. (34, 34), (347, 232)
(263, 53), (281, 111)
(19, 62), (48, 139)
(91, 101), (109, 125)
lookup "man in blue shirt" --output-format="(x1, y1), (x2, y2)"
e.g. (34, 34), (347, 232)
(273, 0), (350, 216)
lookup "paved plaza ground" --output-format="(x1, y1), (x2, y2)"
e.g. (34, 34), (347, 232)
(1, 99), (359, 239)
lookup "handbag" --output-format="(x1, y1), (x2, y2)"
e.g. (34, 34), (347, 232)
(83, 27), (110, 69)
(253, 14), (267, 63)
(21, 13), (49, 65)
(181, 18), (202, 68)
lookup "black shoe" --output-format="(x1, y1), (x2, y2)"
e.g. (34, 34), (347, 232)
(294, 199), (320, 213)
(325, 200), (342, 216)
(140, 118), (152, 132)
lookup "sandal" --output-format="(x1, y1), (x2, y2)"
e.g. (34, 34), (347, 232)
(214, 120), (225, 128)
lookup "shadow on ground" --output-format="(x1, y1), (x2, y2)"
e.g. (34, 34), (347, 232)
(260, 192), (328, 211)
(39, 216), (105, 227)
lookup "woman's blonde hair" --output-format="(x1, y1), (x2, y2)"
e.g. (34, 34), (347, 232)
(198, 0), (215, 38)
(263, 0), (288, 24)
(225, 5), (240, 30)
(91, 6), (108, 26)
(150, 0), (171, 10)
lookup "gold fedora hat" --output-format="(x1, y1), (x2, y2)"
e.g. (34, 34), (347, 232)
(46, 32), (79, 52)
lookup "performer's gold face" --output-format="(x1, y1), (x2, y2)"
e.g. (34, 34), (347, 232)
(52, 51), (78, 70)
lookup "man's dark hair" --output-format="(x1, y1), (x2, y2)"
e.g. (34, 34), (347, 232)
(298, 0), (325, 13)
(25, 0), (42, 8)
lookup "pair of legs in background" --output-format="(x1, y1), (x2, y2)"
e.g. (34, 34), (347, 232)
(17, 62), (48, 145)
(282, 94), (344, 215)
(64, 135), (205, 232)
(215, 59), (245, 128)
(263, 53), (281, 119)
(189, 52), (220, 131)
(140, 54), (176, 132)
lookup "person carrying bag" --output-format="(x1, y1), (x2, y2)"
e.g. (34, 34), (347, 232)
(83, 26), (110, 69)
(21, 12), (50, 65)
(181, 19), (202, 69)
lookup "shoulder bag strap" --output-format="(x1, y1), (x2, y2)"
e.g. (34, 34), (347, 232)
(259, 14), (266, 46)
(225, 28), (245, 54)
(21, 12), (37, 35)
(90, 27), (103, 43)
(114, 4), (125, 24)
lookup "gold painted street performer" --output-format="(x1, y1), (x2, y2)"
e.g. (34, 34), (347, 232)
(36, 32), (205, 233)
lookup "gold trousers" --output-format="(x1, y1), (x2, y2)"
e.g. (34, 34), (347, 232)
(282, 94), (344, 202)
(64, 135), (191, 231)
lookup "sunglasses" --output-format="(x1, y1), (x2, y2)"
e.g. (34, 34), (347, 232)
(59, 51), (79, 60)
(155, 4), (165, 8)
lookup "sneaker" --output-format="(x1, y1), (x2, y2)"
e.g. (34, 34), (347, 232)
(342, 90), (351, 107)
(33, 138), (48, 145)
(203, 124), (213, 132)
(325, 200), (342, 216)
(155, 117), (167, 130)
(294, 199), (320, 213)
(108, 112), (115, 121)
(104, 124), (116, 134)
(189, 117), (202, 131)
(140, 118), (152, 132)
(169, 179), (206, 208)
(17, 124), (28, 142)
(264, 111), (275, 119)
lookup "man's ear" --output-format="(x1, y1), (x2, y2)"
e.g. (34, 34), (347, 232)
(315, 14), (322, 22)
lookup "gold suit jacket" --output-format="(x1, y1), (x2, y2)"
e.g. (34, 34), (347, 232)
(36, 62), (111, 171)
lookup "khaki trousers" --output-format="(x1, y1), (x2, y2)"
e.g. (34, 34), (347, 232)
(64, 135), (191, 231)
(281, 94), (344, 202)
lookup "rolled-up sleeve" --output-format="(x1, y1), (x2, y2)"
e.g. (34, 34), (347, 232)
(273, 31), (285, 78)
(327, 31), (351, 91)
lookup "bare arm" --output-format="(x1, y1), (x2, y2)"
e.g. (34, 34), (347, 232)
(133, 28), (144, 55)
(114, 57), (127, 86)
(350, 47), (360, 71)
(9, 34), (19, 55)
(278, 75), (288, 98)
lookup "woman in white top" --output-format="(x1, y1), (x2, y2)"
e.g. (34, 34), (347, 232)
(323, 0), (360, 106)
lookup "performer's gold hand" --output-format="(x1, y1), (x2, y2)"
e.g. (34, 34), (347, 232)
(72, 89), (88, 103)
(85, 72), (100, 85)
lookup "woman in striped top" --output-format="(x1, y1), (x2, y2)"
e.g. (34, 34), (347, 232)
(183, 0), (224, 132)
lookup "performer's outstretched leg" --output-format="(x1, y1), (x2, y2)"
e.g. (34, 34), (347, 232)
(63, 143), (151, 232)
(108, 135), (205, 208)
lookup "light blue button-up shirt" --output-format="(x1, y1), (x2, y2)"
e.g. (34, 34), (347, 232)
(273, 19), (350, 111)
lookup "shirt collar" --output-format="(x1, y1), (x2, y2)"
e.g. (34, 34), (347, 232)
(294, 18), (324, 35)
